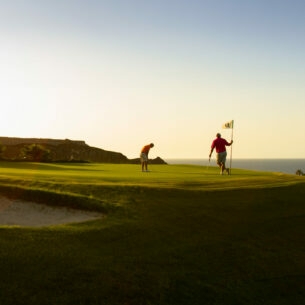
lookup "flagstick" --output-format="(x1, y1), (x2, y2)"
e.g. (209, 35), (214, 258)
(222, 119), (234, 175)
(229, 125), (234, 175)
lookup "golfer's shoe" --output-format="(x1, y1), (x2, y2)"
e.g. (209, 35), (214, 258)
(220, 169), (230, 175)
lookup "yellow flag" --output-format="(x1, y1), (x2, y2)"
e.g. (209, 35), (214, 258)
(222, 120), (234, 129)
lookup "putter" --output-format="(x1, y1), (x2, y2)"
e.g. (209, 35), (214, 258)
(206, 157), (211, 171)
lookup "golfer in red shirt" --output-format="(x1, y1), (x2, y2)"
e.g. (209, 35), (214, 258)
(209, 133), (233, 175)
(140, 143), (154, 172)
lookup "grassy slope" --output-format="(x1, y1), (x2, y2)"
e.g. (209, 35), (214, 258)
(0, 162), (304, 305)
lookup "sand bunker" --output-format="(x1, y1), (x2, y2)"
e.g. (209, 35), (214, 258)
(0, 197), (103, 227)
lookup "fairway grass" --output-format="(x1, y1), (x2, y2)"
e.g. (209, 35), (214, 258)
(0, 162), (304, 304)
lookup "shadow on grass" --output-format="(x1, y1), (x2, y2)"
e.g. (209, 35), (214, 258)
(0, 184), (111, 214)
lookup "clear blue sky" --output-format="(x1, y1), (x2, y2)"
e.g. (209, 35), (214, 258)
(1, 0), (304, 159)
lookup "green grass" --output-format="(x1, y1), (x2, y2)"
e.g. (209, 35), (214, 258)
(0, 161), (305, 305)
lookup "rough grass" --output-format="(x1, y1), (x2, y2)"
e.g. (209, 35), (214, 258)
(0, 162), (304, 305)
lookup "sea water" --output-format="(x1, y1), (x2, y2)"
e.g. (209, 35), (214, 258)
(165, 159), (305, 175)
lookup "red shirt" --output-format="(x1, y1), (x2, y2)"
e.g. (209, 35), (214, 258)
(141, 145), (151, 154)
(211, 138), (230, 153)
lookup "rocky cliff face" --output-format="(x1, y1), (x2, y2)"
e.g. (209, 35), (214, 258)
(0, 137), (167, 164)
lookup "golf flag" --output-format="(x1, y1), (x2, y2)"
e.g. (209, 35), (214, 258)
(222, 120), (234, 175)
(222, 120), (234, 129)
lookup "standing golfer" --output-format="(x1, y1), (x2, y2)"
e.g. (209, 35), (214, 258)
(209, 133), (233, 175)
(140, 143), (154, 172)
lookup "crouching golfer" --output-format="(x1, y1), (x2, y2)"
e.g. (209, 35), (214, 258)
(140, 143), (154, 172)
(209, 133), (233, 175)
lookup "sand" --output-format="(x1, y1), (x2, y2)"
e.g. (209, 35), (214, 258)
(0, 197), (103, 227)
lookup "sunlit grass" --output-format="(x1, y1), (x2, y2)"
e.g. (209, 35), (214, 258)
(0, 162), (302, 192)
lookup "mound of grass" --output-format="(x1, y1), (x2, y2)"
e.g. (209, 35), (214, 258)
(0, 162), (304, 304)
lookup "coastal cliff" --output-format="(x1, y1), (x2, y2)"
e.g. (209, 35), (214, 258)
(0, 137), (167, 164)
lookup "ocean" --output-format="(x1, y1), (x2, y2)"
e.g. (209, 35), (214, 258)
(164, 159), (305, 175)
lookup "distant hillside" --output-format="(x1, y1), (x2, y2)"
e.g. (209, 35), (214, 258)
(0, 137), (167, 164)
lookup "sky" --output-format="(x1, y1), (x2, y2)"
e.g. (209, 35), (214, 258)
(1, 0), (305, 159)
